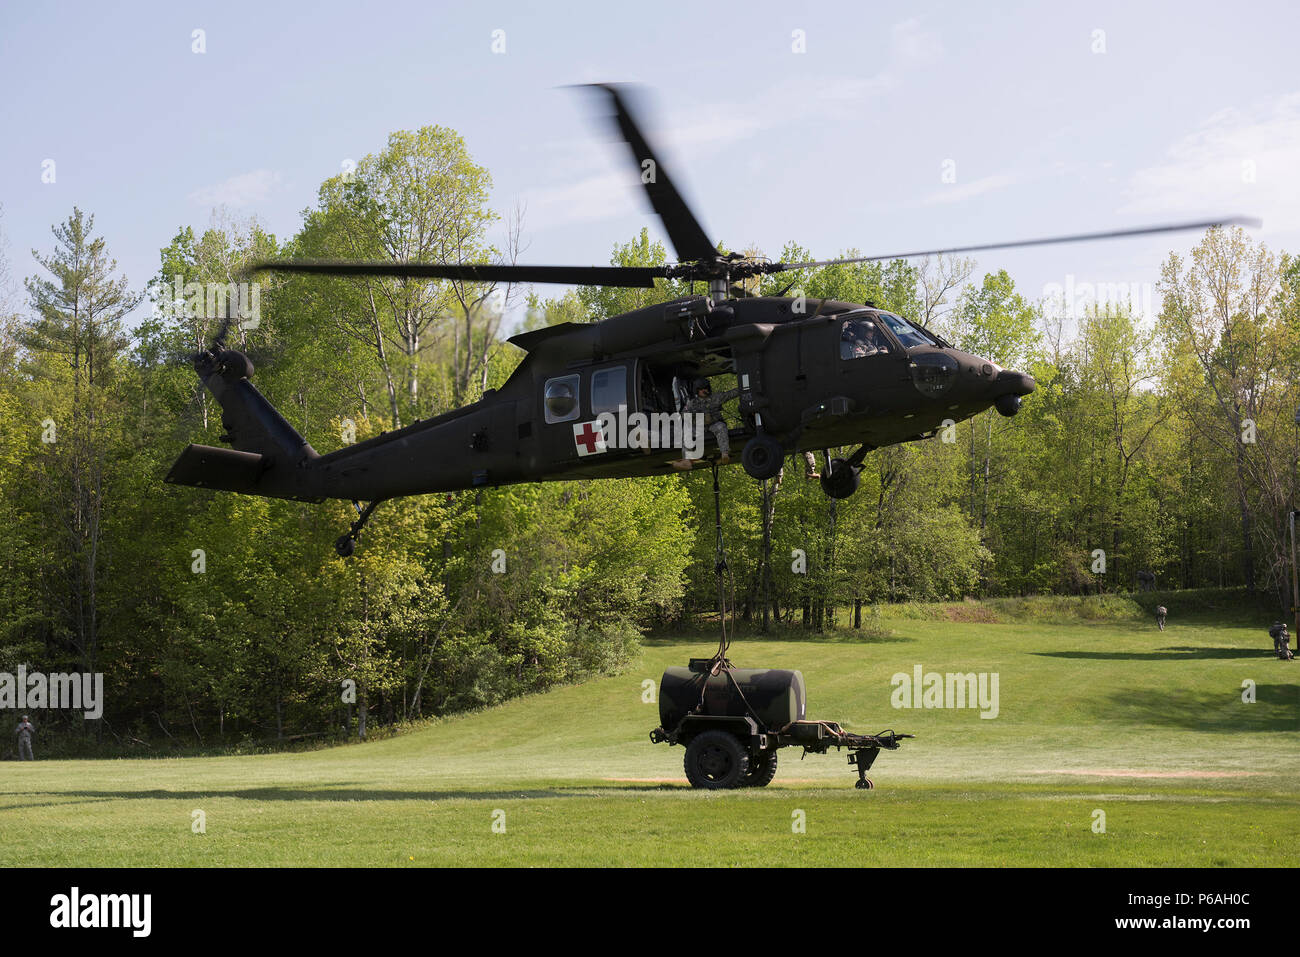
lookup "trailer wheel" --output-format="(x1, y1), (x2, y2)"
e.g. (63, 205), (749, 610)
(741, 749), (778, 787)
(684, 731), (750, 789)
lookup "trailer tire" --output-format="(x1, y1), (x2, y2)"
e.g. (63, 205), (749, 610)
(684, 731), (750, 789)
(741, 748), (778, 787)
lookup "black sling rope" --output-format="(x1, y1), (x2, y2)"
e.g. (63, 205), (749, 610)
(711, 462), (737, 666)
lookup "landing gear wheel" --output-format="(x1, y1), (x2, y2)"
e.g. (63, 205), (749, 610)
(684, 731), (750, 789)
(820, 458), (860, 499)
(741, 748), (778, 787)
(741, 435), (784, 480)
(855, 777), (874, 790)
(335, 535), (355, 558)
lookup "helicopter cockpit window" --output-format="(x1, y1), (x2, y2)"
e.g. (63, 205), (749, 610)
(543, 374), (581, 424)
(840, 318), (891, 360)
(875, 311), (936, 348)
(590, 366), (628, 416)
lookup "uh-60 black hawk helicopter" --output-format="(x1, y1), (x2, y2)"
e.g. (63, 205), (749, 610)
(166, 84), (1255, 559)
(165, 85), (1256, 790)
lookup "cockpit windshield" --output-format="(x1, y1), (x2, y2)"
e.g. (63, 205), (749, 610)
(873, 311), (937, 348)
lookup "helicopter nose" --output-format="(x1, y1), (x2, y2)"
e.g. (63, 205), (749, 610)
(997, 369), (1036, 397)
(992, 369), (1035, 416)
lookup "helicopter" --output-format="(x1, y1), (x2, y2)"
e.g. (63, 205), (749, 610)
(165, 84), (1258, 557)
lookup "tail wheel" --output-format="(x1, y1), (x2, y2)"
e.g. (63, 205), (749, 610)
(741, 748), (778, 787)
(684, 731), (750, 789)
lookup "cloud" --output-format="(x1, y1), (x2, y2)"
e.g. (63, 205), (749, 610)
(1119, 91), (1300, 231)
(188, 169), (283, 208)
(521, 105), (771, 232)
(524, 19), (941, 232)
(890, 18), (944, 63)
(922, 172), (1017, 206)
(525, 170), (637, 231)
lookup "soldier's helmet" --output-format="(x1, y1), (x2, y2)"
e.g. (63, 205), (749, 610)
(693, 378), (711, 394)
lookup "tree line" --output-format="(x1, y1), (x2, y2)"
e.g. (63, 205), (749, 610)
(0, 125), (1296, 752)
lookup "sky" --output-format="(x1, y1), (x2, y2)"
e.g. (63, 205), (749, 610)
(2, 0), (1298, 336)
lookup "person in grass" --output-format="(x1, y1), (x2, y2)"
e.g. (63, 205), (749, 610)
(16, 716), (34, 761)
(1269, 621), (1293, 660)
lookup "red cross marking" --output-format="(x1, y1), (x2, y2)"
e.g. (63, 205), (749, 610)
(574, 421), (604, 455)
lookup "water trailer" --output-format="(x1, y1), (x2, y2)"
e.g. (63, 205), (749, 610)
(650, 660), (912, 789)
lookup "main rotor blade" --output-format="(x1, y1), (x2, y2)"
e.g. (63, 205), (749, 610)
(249, 259), (665, 288)
(769, 216), (1264, 272)
(580, 83), (717, 263)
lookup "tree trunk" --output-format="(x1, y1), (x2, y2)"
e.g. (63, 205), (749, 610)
(1234, 443), (1256, 590)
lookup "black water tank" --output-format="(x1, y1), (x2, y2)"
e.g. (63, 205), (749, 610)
(659, 666), (806, 732)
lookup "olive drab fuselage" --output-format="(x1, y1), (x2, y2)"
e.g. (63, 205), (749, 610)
(166, 293), (1035, 505)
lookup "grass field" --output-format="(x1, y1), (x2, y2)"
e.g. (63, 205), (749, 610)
(2, 607), (1297, 866)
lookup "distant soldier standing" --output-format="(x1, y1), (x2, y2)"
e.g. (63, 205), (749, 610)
(1269, 621), (1293, 660)
(16, 716), (34, 761)
(1155, 605), (1167, 631)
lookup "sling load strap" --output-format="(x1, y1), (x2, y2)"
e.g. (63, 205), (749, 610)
(710, 462), (737, 663)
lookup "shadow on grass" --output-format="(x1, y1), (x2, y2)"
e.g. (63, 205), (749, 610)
(0, 783), (693, 804)
(1034, 646), (1275, 661)
(1088, 684), (1300, 733)
(643, 632), (914, 647)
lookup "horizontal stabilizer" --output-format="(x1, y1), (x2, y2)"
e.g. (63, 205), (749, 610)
(164, 444), (323, 502)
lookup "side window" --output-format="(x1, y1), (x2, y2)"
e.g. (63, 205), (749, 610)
(543, 374), (581, 424)
(590, 365), (628, 415)
(840, 318), (890, 360)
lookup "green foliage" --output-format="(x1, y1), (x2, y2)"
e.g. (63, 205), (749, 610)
(951, 269), (1041, 369)
(3, 148), (1298, 755)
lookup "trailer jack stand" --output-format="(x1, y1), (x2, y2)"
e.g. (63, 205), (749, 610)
(849, 747), (881, 789)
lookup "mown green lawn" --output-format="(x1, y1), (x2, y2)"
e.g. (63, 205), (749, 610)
(2, 612), (1296, 866)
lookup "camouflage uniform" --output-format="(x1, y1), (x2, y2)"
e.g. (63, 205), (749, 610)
(1269, 622), (1293, 660)
(683, 386), (740, 458)
(1155, 606), (1167, 631)
(16, 718), (33, 761)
